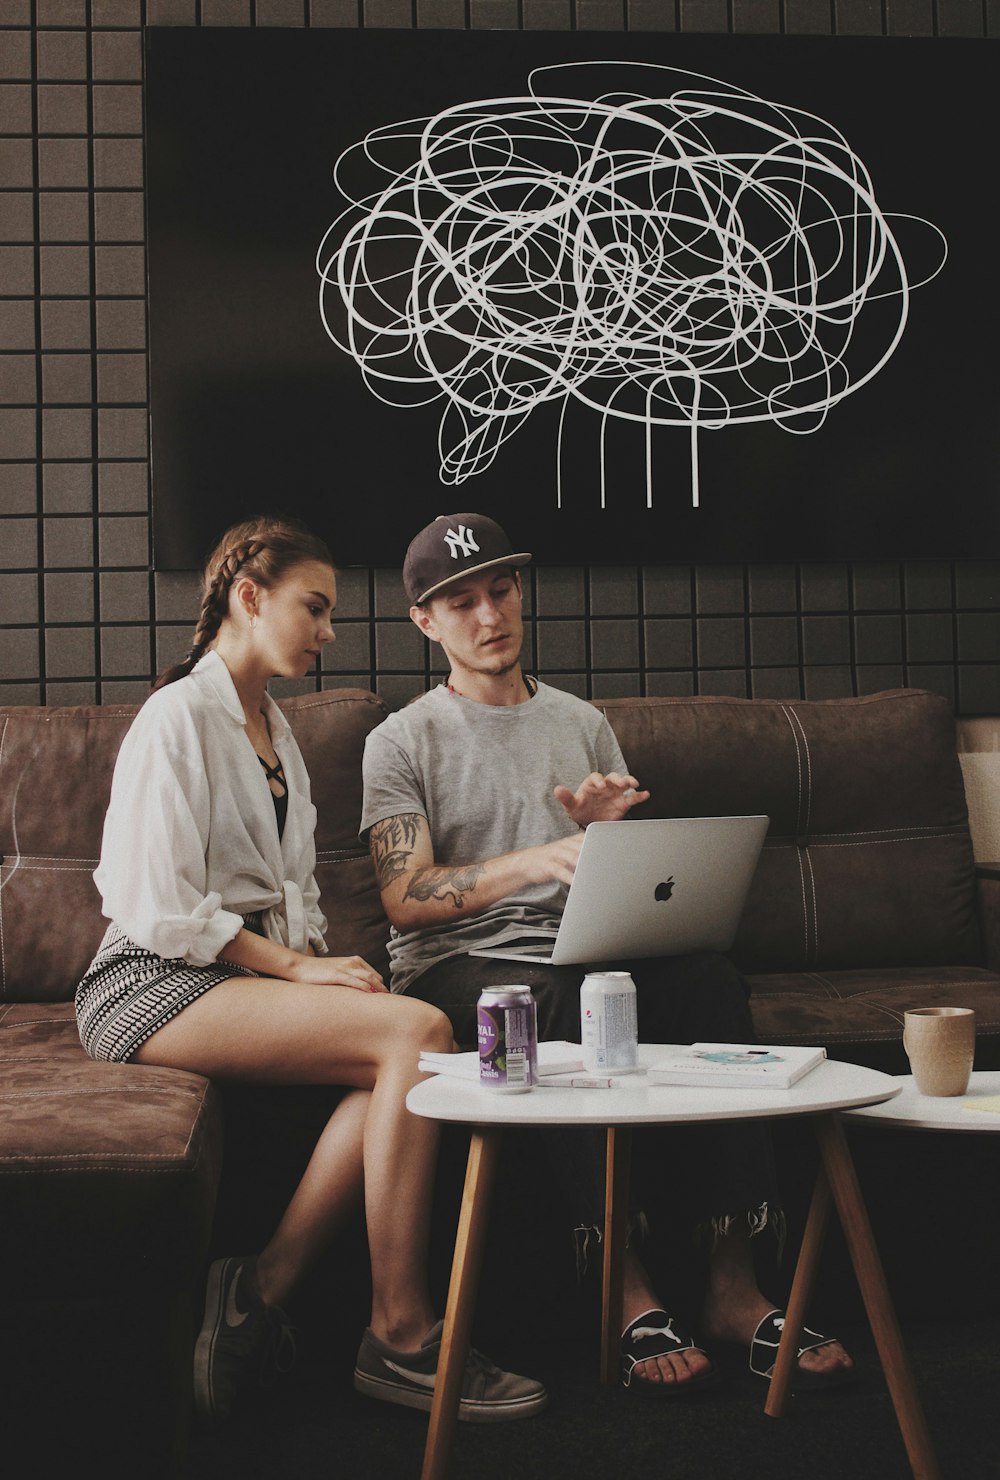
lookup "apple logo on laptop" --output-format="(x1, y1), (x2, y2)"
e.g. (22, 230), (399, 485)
(654, 877), (675, 903)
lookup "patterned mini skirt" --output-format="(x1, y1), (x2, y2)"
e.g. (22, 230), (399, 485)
(75, 917), (260, 1064)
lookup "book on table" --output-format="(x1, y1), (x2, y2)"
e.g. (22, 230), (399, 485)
(418, 1040), (585, 1080)
(647, 1042), (827, 1090)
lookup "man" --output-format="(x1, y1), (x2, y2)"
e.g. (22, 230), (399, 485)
(360, 511), (853, 1395)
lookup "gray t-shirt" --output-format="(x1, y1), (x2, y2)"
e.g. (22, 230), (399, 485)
(360, 682), (627, 992)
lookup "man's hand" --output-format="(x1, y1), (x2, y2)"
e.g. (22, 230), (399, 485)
(520, 831), (584, 887)
(553, 772), (651, 828)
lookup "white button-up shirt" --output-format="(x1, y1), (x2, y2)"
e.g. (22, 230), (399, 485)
(94, 650), (328, 965)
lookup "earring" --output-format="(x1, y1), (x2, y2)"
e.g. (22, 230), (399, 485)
(249, 613), (257, 631)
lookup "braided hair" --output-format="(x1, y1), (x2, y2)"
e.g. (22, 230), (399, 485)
(152, 516), (334, 691)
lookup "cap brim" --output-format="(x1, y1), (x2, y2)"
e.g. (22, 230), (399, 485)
(414, 552), (532, 605)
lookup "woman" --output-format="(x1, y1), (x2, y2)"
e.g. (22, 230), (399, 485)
(75, 516), (546, 1424)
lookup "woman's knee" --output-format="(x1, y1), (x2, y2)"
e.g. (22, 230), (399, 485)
(386, 994), (454, 1056)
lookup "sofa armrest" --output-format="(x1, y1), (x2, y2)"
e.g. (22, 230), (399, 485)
(975, 865), (1000, 970)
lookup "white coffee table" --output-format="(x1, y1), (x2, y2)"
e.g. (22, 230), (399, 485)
(406, 1048), (941, 1480)
(843, 1069), (1000, 1131)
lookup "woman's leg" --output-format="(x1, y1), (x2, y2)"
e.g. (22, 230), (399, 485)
(133, 978), (452, 1346)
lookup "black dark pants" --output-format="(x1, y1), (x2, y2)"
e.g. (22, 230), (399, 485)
(409, 950), (779, 1251)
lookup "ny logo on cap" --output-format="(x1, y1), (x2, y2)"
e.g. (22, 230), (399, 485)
(443, 524), (480, 560)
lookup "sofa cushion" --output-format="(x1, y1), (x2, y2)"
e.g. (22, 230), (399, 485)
(597, 690), (983, 975)
(0, 1001), (222, 1297)
(0, 689), (390, 1004)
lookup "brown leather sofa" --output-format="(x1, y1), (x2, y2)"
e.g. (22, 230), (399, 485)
(2, 686), (997, 1473)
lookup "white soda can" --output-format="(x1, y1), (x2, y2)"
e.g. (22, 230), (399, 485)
(580, 971), (639, 1071)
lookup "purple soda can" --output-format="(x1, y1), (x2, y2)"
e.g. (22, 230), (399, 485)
(477, 985), (538, 1093)
(580, 971), (638, 1071)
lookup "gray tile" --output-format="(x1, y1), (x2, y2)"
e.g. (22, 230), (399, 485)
(97, 354), (147, 404)
(95, 246), (146, 297)
(0, 81), (32, 133)
(783, 0), (833, 31)
(1, 466), (37, 515)
(957, 666), (1000, 715)
(98, 461), (148, 511)
(93, 139), (144, 190)
(374, 567), (411, 618)
(0, 682), (41, 704)
(855, 665), (905, 696)
(0, 33), (32, 81)
(257, 0), (307, 19)
(146, 0), (198, 19)
(0, 408), (36, 458)
(676, 0), (726, 28)
(644, 618), (693, 669)
(45, 624), (96, 679)
(1, 246), (35, 295)
(748, 564), (797, 613)
(42, 406), (92, 459)
(803, 666), (854, 700)
(309, 0), (358, 23)
(906, 665), (956, 707)
(698, 670), (748, 698)
(94, 192), (145, 244)
(45, 679), (97, 705)
(91, 32), (143, 83)
(0, 516), (38, 565)
(37, 1), (87, 22)
(0, 627), (39, 680)
(591, 618), (639, 669)
(802, 615), (851, 666)
(905, 614), (954, 665)
(36, 32), (88, 82)
(42, 354), (92, 403)
(523, 0), (572, 27)
(154, 570), (201, 621)
(470, 0), (519, 25)
(41, 301), (91, 350)
(100, 571), (149, 622)
(37, 83), (88, 134)
(957, 613), (1000, 662)
(154, 624), (192, 674)
(0, 354), (34, 403)
(695, 565), (744, 613)
(92, 0), (147, 17)
(43, 517), (92, 569)
(322, 622), (370, 672)
(885, 0), (936, 32)
(750, 616), (798, 667)
(330, 565), (371, 620)
(92, 85), (143, 135)
(0, 192), (33, 242)
(99, 514), (148, 566)
(904, 562), (953, 610)
(589, 565), (638, 616)
(40, 245), (91, 296)
(938, 0), (984, 34)
(95, 300), (146, 350)
(43, 462), (92, 513)
(97, 407), (147, 458)
(576, 0), (626, 27)
(696, 616), (746, 668)
(38, 192), (91, 243)
(375, 621), (424, 669)
(591, 672), (641, 699)
(956, 563), (1000, 609)
(99, 679), (150, 704)
(537, 620), (587, 670)
(101, 624), (151, 676)
(800, 564), (848, 611)
(751, 668), (802, 700)
(643, 565), (691, 615)
(0, 301), (35, 351)
(0, 572), (38, 623)
(0, 139), (34, 188)
(853, 615), (903, 665)
(536, 671), (588, 700)
(377, 674), (427, 711)
(534, 565), (585, 616)
(646, 671), (695, 697)
(364, 0), (413, 21)
(833, 0), (882, 33)
(44, 570), (94, 622)
(853, 562), (902, 610)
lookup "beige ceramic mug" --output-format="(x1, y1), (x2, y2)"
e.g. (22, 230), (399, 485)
(902, 1007), (976, 1097)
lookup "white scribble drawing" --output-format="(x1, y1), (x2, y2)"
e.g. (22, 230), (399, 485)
(317, 61), (946, 507)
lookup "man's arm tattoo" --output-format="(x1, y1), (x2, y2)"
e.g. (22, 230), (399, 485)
(369, 814), (423, 890)
(404, 864), (486, 911)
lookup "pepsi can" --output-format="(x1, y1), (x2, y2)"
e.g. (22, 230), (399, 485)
(580, 971), (639, 1071)
(477, 985), (538, 1092)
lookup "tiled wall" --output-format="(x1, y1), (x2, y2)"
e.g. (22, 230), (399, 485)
(2, 2), (998, 713)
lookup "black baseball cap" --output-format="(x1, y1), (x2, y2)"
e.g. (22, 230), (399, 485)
(403, 513), (532, 606)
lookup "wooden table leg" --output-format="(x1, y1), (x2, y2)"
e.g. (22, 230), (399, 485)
(420, 1128), (502, 1480)
(815, 1114), (942, 1480)
(599, 1125), (632, 1386)
(765, 1161), (833, 1417)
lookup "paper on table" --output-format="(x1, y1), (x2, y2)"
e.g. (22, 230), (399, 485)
(962, 1095), (1000, 1114)
(418, 1040), (585, 1080)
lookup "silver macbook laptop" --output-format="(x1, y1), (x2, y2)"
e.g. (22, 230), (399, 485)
(468, 815), (769, 966)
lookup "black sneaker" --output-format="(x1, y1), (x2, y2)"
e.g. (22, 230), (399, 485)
(353, 1320), (548, 1423)
(193, 1256), (295, 1420)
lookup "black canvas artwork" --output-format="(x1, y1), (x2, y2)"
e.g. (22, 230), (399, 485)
(145, 29), (997, 569)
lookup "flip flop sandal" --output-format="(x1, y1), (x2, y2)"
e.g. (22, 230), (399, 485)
(748, 1309), (856, 1391)
(620, 1308), (716, 1397)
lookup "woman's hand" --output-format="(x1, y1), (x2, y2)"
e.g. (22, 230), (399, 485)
(289, 954), (388, 993)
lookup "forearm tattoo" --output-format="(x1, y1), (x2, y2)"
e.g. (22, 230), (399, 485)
(403, 864), (486, 910)
(369, 814), (423, 889)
